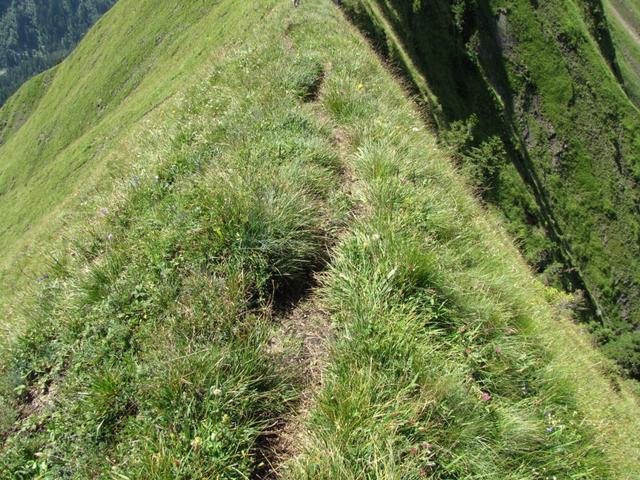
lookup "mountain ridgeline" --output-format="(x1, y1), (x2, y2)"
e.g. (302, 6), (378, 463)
(0, 0), (116, 105)
(1, 1), (640, 478)
(341, 0), (640, 378)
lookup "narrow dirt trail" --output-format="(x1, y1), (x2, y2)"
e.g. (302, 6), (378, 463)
(259, 291), (333, 478)
(252, 20), (360, 477)
(256, 120), (356, 479)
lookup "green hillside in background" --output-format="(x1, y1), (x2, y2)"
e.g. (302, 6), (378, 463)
(340, 0), (640, 378)
(0, 0), (116, 105)
(0, 0), (639, 479)
(0, 0), (255, 336)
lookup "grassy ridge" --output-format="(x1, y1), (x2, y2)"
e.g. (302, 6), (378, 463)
(1, 1), (347, 475)
(0, 0), (639, 479)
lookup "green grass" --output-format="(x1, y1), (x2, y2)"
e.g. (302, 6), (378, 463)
(605, 0), (640, 106)
(1, 0), (640, 479)
(0, 0), (277, 338)
(0, 1), (116, 106)
(1, 1), (346, 475)
(276, 6), (640, 477)
(338, 0), (640, 378)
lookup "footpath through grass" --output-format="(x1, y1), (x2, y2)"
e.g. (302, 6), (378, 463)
(0, 1), (639, 479)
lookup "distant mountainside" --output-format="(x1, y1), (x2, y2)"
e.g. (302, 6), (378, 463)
(0, 0), (115, 105)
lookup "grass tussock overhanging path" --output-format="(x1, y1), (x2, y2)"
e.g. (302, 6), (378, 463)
(280, 2), (640, 479)
(0, 1), (639, 479)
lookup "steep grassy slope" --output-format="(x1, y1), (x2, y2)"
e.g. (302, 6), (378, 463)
(1, 0), (639, 479)
(605, 0), (640, 106)
(0, 0), (273, 336)
(340, 0), (640, 378)
(0, 0), (116, 105)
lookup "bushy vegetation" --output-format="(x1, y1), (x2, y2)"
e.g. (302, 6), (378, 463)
(1, 1), (639, 479)
(340, 0), (640, 378)
(0, 0), (115, 105)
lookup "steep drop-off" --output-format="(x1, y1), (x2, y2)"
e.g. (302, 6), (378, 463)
(341, 0), (640, 378)
(605, 0), (640, 106)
